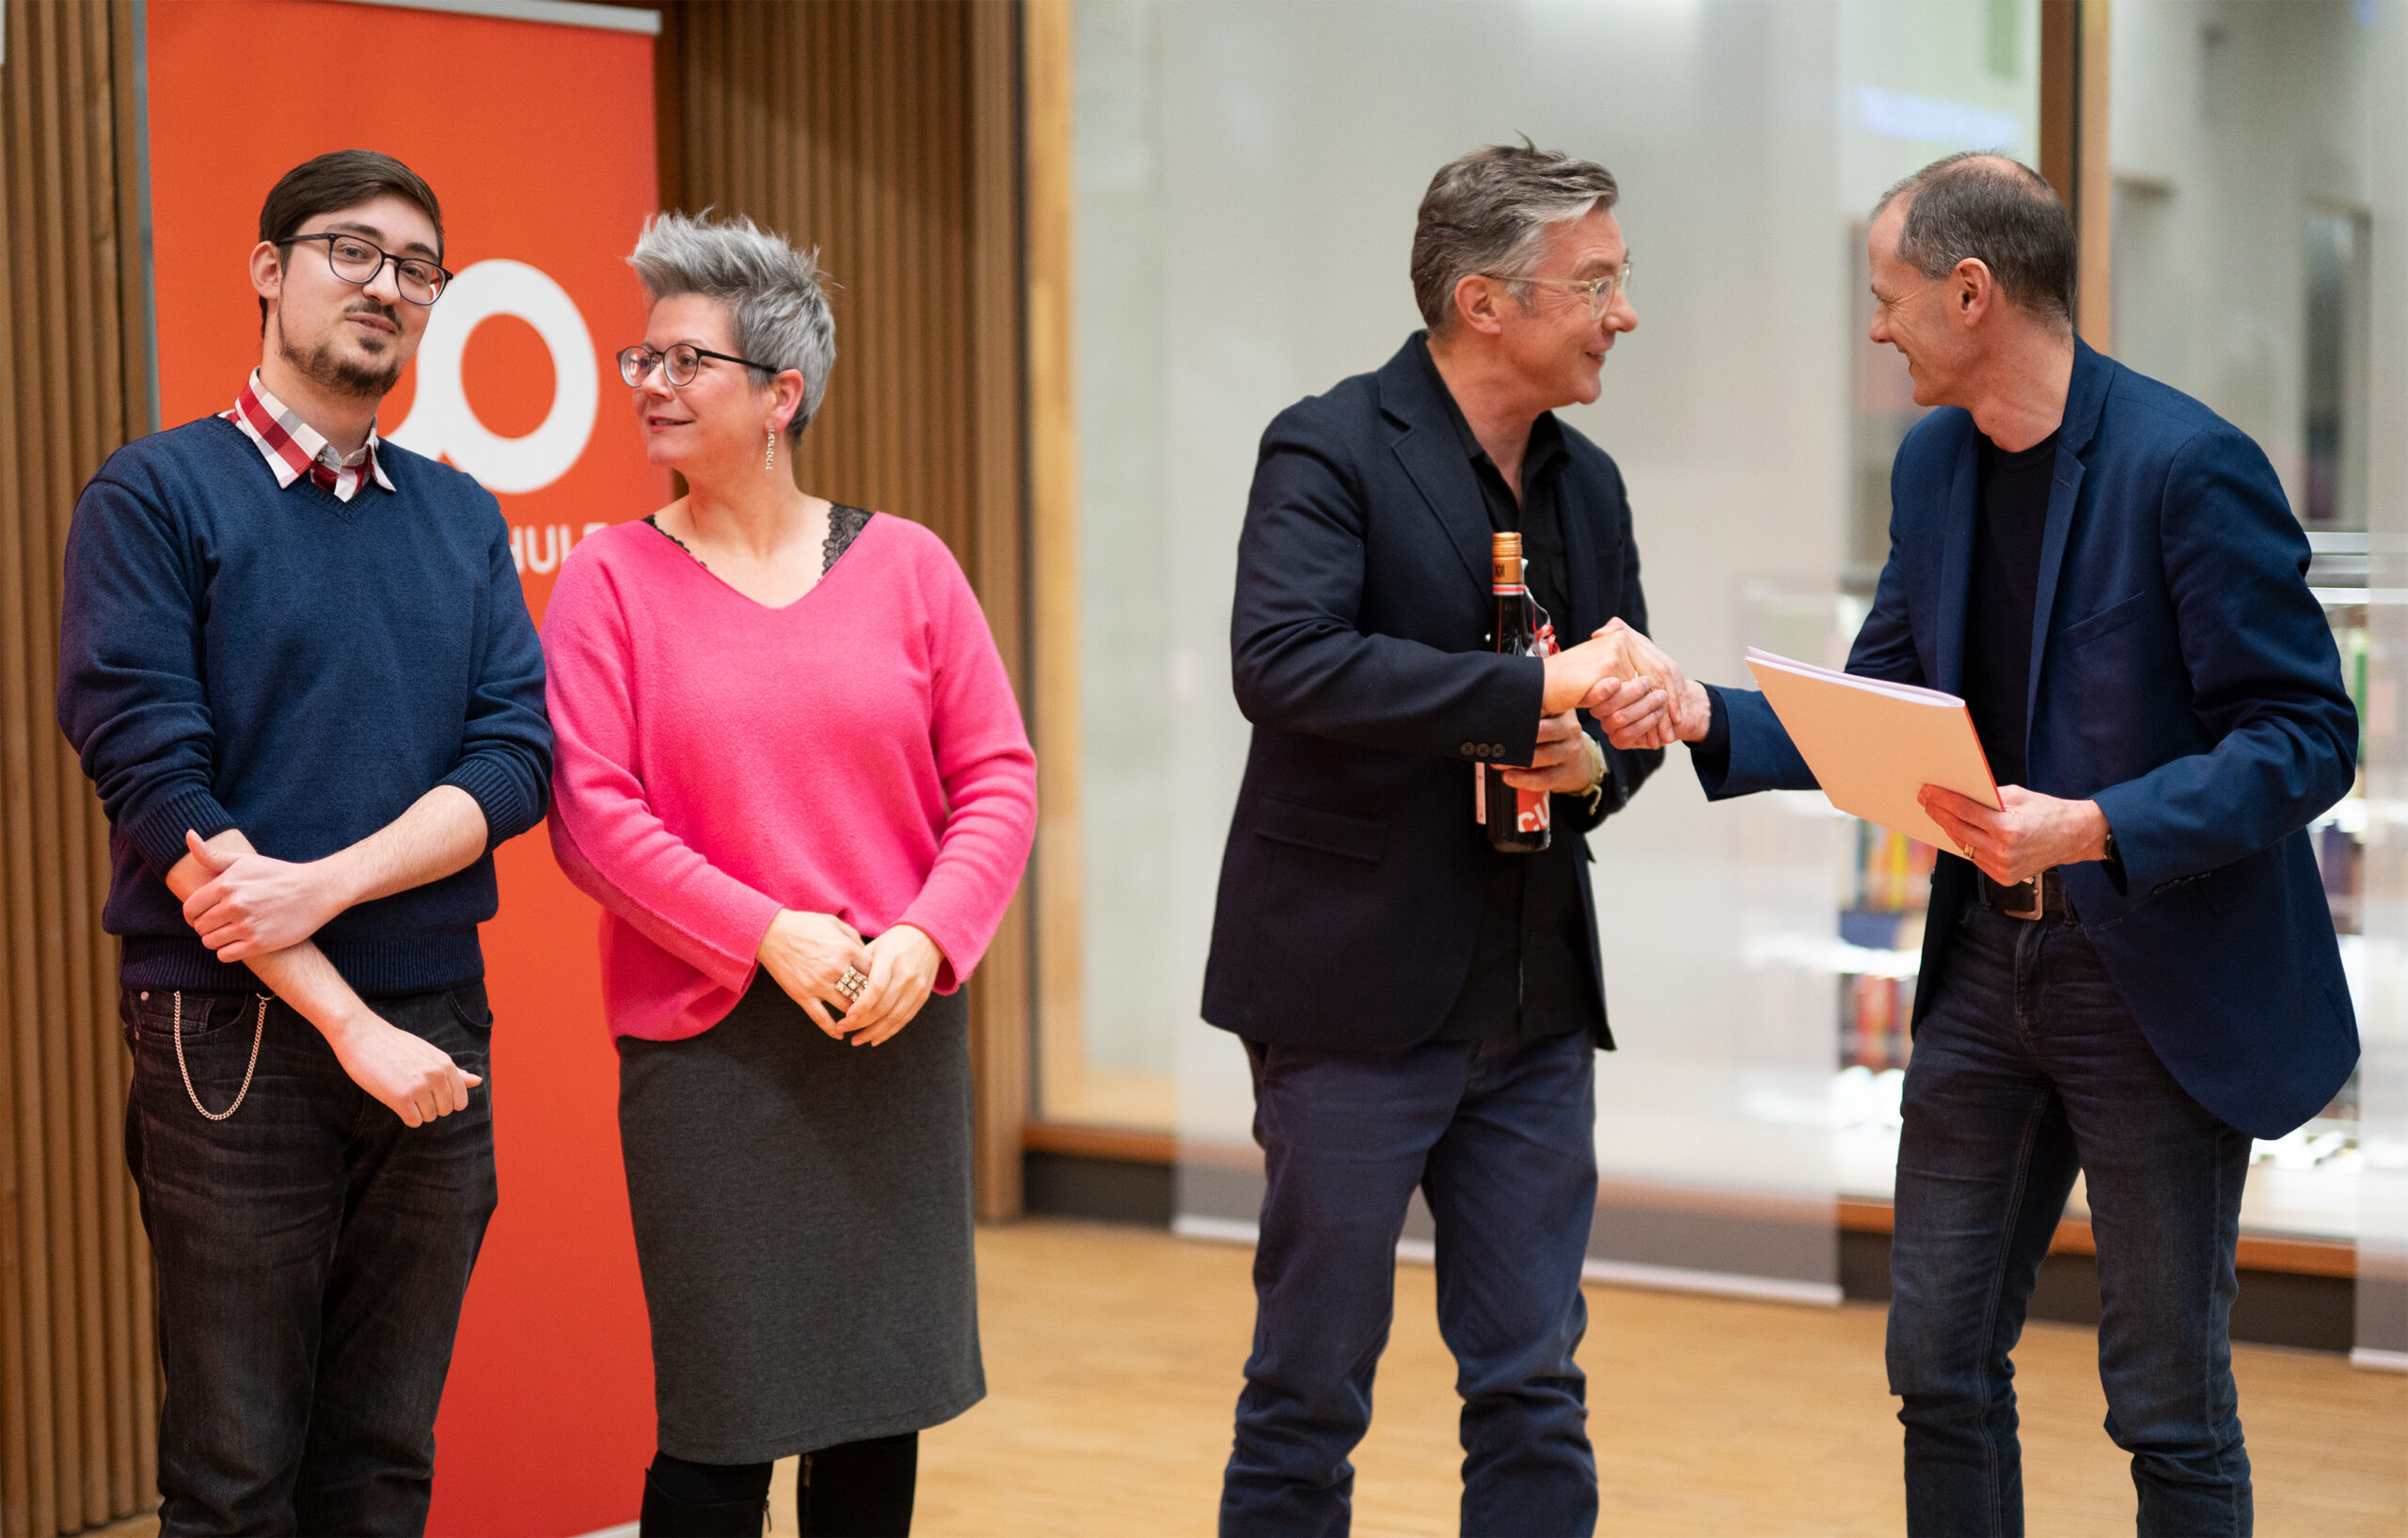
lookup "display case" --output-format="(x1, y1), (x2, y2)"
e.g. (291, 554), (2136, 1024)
(1828, 580), (2370, 1241)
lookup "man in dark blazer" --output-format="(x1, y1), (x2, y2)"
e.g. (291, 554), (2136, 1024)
(1611, 155), (2356, 1537)
(1203, 143), (1678, 1537)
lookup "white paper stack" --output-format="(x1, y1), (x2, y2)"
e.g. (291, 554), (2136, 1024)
(1742, 648), (2001, 848)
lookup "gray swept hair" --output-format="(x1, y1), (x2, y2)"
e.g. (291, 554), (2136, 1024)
(1411, 141), (1620, 334)
(628, 210), (837, 439)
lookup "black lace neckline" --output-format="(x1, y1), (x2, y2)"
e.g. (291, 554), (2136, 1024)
(822, 503), (873, 571)
(645, 503), (874, 578)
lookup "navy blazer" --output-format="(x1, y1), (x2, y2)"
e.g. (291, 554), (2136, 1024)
(1202, 335), (1662, 1050)
(1703, 341), (2356, 1139)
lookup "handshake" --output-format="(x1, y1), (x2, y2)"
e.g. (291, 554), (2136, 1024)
(1543, 620), (1710, 751)
(1500, 619), (1708, 796)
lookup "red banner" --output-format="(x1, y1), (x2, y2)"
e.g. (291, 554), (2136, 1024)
(147, 3), (666, 1530)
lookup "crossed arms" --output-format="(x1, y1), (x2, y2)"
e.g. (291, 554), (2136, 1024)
(58, 472), (551, 1127)
(166, 790), (489, 1126)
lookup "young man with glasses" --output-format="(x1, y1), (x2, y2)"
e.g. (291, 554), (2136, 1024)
(57, 150), (551, 1536)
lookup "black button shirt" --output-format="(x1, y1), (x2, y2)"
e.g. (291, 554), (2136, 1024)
(1418, 338), (1602, 1043)
(1962, 430), (2059, 789)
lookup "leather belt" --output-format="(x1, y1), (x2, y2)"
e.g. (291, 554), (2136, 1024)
(1979, 868), (2066, 921)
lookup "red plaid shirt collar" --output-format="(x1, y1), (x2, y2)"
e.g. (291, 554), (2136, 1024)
(222, 372), (396, 501)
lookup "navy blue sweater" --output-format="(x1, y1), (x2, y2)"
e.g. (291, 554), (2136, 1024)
(58, 414), (553, 993)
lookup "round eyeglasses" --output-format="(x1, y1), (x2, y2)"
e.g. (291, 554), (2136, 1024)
(284, 232), (451, 305)
(618, 342), (779, 388)
(1484, 259), (1633, 322)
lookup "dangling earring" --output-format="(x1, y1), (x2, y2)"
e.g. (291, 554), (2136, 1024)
(765, 427), (776, 472)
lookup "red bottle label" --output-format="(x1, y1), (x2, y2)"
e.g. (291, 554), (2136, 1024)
(1518, 620), (1560, 832)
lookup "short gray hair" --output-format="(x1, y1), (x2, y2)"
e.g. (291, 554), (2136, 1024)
(1411, 142), (1620, 334)
(1873, 153), (2076, 324)
(628, 210), (837, 438)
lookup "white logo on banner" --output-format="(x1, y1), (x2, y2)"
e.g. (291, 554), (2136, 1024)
(389, 259), (597, 495)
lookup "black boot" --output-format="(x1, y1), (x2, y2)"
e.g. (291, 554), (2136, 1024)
(640, 1468), (767, 1537)
(797, 1433), (917, 1537)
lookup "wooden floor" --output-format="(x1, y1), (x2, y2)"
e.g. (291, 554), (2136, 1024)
(93, 1217), (2408, 1537)
(908, 1221), (2407, 1538)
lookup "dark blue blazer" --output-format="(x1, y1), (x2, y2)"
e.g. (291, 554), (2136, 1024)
(1703, 341), (2356, 1139)
(1202, 336), (1662, 1050)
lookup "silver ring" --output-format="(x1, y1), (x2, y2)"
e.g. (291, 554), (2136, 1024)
(837, 967), (868, 1000)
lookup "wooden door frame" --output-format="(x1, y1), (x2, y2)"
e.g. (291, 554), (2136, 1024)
(2040, 0), (2112, 350)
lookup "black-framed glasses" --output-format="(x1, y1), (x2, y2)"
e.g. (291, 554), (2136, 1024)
(283, 231), (451, 305)
(617, 342), (781, 388)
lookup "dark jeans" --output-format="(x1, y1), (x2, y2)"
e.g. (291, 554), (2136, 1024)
(122, 981), (499, 1537)
(1888, 905), (2253, 1537)
(642, 1435), (918, 1536)
(1222, 1030), (1599, 1538)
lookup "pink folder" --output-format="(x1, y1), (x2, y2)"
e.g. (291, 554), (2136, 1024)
(1742, 648), (2002, 848)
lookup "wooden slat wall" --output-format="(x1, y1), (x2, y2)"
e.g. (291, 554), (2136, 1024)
(0, 2), (158, 1535)
(669, 0), (1031, 1217)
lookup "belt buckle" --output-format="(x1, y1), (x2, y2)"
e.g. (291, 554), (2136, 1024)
(2000, 873), (2045, 921)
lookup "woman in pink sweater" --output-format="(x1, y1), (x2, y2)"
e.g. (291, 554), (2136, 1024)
(542, 213), (1035, 1538)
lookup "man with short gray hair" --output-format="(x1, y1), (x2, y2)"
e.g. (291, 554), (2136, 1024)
(1203, 141), (1677, 1536)
(1608, 152), (2357, 1535)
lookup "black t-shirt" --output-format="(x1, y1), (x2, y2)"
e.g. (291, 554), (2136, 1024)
(1418, 338), (1601, 1043)
(1962, 431), (2059, 790)
(1687, 431), (2063, 792)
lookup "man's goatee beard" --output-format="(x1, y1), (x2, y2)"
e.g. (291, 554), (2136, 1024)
(277, 314), (404, 401)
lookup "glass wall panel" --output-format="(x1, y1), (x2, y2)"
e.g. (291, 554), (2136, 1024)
(1060, 0), (2046, 1293)
(1043, 0), (1181, 1133)
(2353, 0), (2408, 1372)
(2107, 0), (2379, 1253)
(1826, 2), (2043, 1206)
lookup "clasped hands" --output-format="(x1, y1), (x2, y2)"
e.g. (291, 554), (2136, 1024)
(1548, 629), (2112, 884)
(755, 910), (942, 1046)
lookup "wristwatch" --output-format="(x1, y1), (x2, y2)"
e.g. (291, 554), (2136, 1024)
(1579, 732), (1609, 814)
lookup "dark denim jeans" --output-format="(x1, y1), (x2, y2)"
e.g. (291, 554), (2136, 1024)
(1221, 1031), (1599, 1538)
(1888, 905), (2254, 1538)
(122, 981), (499, 1537)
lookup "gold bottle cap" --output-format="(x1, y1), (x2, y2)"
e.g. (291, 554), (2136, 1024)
(1491, 531), (1524, 591)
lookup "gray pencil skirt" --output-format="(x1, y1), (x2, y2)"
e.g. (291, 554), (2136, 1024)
(616, 975), (983, 1464)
